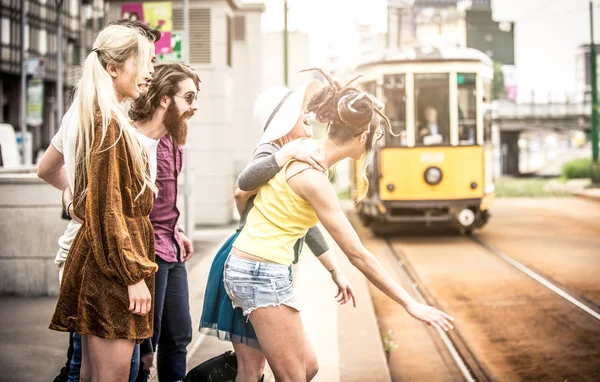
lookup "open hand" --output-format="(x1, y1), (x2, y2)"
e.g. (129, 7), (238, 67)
(286, 139), (327, 173)
(406, 301), (454, 331)
(332, 272), (357, 307)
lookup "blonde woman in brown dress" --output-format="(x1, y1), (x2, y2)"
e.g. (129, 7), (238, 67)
(49, 24), (158, 382)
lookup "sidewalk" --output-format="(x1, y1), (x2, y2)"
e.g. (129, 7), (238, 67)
(186, 225), (390, 382)
(0, 225), (390, 382)
(545, 178), (600, 202)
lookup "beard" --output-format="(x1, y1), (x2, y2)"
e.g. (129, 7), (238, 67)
(162, 101), (194, 146)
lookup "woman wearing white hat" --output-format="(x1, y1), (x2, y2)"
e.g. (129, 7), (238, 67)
(193, 79), (357, 382)
(222, 69), (455, 381)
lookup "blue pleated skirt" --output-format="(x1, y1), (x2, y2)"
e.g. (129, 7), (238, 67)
(199, 231), (260, 349)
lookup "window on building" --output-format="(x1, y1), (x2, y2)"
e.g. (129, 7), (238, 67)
(227, 15), (232, 67)
(383, 74), (407, 147)
(70, 0), (79, 17)
(1, 17), (10, 45)
(414, 73), (450, 146)
(234, 15), (245, 41)
(39, 29), (47, 55)
(24, 25), (30, 51)
(457, 73), (477, 145)
(189, 8), (211, 64)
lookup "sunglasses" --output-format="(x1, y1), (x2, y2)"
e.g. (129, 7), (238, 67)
(356, 126), (384, 143)
(173, 92), (198, 106)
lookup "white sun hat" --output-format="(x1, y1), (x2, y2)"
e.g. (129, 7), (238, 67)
(254, 79), (323, 144)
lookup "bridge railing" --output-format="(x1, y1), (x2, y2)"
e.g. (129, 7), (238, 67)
(493, 101), (591, 119)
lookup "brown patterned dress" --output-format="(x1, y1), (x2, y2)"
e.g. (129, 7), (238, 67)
(50, 116), (158, 341)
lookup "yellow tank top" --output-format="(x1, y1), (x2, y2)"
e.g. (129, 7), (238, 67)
(233, 161), (321, 265)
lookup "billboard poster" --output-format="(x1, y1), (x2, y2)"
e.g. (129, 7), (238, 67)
(157, 32), (182, 62)
(501, 65), (517, 102)
(120, 2), (173, 54)
(26, 79), (44, 127)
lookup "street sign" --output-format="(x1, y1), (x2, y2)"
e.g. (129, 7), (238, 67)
(26, 79), (44, 127)
(26, 58), (45, 78)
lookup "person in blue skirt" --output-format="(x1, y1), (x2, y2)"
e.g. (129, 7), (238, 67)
(195, 79), (357, 382)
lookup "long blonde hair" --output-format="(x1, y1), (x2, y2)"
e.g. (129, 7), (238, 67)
(74, 24), (157, 204)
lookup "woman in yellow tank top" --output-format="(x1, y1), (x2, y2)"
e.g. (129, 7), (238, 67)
(225, 69), (455, 382)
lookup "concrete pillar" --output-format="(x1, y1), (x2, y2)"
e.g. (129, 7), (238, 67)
(500, 131), (521, 175)
(0, 170), (67, 296)
(188, 2), (235, 226)
(232, 6), (264, 176)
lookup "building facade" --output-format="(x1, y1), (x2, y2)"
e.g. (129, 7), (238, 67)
(106, 0), (265, 227)
(0, 0), (106, 163)
(492, 0), (600, 104)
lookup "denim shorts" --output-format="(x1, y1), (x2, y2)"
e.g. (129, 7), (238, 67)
(223, 254), (301, 317)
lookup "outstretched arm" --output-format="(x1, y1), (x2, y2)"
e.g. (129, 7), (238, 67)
(287, 164), (454, 331)
(237, 139), (327, 191)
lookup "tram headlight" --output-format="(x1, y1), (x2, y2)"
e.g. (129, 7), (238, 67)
(424, 166), (443, 185)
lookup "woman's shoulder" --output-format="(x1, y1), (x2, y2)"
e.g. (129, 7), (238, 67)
(284, 160), (325, 182)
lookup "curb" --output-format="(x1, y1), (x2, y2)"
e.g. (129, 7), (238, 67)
(573, 190), (600, 203)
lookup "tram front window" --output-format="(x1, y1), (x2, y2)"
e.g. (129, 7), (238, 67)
(415, 73), (450, 146)
(383, 74), (407, 147)
(458, 73), (477, 145)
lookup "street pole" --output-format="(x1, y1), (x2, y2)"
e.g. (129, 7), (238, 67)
(19, 0), (27, 164)
(56, 0), (64, 136)
(182, 0), (192, 237)
(283, 0), (288, 86)
(590, 0), (600, 183)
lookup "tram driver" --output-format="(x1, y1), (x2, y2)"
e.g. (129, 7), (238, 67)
(418, 106), (444, 145)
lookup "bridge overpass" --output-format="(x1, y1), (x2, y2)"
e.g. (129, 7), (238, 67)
(494, 100), (592, 175)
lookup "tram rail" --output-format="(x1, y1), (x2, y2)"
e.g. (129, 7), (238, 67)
(382, 232), (600, 381)
(470, 235), (600, 322)
(384, 240), (490, 382)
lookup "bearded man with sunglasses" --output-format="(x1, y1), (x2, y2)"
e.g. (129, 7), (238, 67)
(129, 63), (201, 382)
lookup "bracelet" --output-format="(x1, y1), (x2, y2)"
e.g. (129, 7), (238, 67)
(66, 201), (73, 219)
(178, 227), (185, 234)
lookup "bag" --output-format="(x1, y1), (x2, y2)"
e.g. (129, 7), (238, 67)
(184, 351), (238, 382)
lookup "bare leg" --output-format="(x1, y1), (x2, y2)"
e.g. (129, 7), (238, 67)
(233, 341), (266, 382)
(303, 332), (319, 381)
(249, 305), (306, 382)
(85, 334), (135, 382)
(80, 334), (91, 382)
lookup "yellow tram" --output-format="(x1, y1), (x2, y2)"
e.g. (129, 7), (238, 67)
(350, 46), (498, 233)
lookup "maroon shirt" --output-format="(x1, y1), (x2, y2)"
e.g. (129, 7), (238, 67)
(150, 136), (184, 262)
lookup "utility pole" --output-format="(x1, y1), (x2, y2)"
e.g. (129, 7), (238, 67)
(591, 0), (599, 163)
(182, 0), (192, 237)
(56, 0), (64, 135)
(590, 0), (600, 183)
(19, 0), (27, 164)
(283, 0), (288, 86)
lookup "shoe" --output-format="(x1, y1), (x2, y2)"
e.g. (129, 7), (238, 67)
(184, 351), (238, 382)
(52, 366), (69, 382)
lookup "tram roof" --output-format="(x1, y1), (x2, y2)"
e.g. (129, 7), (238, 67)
(357, 46), (493, 69)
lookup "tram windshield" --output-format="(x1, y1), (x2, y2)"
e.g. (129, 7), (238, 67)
(458, 73), (477, 145)
(383, 74), (407, 147)
(414, 73), (450, 146)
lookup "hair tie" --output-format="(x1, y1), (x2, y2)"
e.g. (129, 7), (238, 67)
(347, 92), (369, 113)
(91, 48), (100, 54)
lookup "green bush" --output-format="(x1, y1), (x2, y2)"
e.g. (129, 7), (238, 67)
(561, 158), (592, 179)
